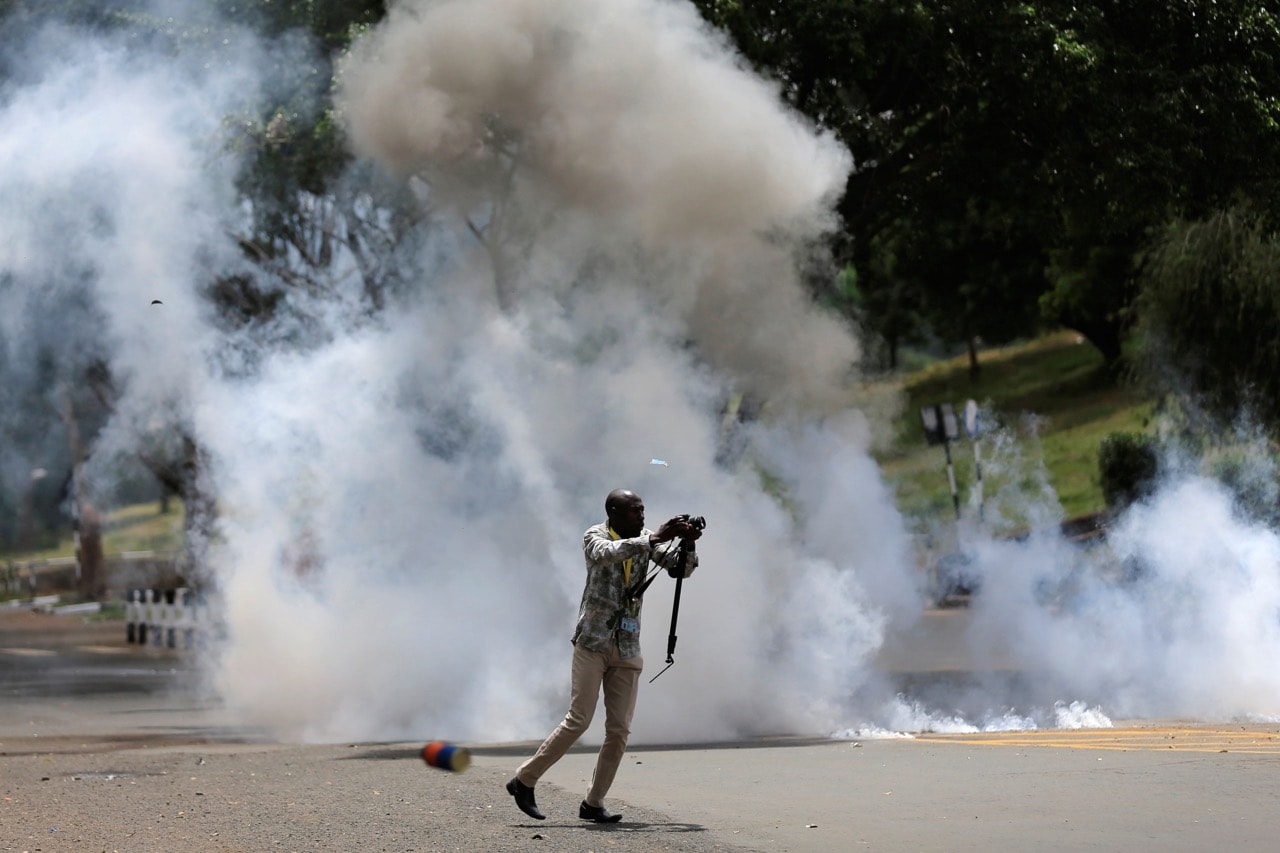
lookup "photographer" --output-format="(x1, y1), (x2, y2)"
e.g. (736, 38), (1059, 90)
(507, 488), (701, 823)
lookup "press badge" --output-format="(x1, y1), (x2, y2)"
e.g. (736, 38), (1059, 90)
(619, 617), (639, 633)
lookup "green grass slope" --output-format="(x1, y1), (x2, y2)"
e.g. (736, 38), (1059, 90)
(5, 501), (183, 564)
(875, 330), (1154, 533)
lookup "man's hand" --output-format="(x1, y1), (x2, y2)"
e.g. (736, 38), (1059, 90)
(649, 516), (699, 546)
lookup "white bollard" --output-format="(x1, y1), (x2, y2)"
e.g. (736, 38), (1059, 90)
(125, 588), (143, 643)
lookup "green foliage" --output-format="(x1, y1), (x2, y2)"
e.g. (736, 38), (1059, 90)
(241, 0), (385, 49)
(1097, 431), (1159, 509)
(822, 264), (927, 372)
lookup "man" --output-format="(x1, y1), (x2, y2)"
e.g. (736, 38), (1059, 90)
(507, 488), (701, 823)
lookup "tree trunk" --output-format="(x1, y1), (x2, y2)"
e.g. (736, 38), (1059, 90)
(61, 385), (107, 601)
(177, 435), (216, 587)
(75, 505), (106, 602)
(1067, 320), (1124, 372)
(137, 433), (215, 588)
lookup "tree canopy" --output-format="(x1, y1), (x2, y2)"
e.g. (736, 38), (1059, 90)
(693, 0), (1280, 370)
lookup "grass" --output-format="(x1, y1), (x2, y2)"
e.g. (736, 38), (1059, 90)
(101, 501), (185, 553)
(86, 602), (127, 621)
(874, 329), (1154, 533)
(5, 501), (183, 563)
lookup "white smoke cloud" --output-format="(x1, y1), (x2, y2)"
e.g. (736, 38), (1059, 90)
(908, 422), (1280, 729)
(8, 0), (1280, 751)
(205, 0), (910, 744)
(0, 15), (262, 500)
(1019, 477), (1280, 718)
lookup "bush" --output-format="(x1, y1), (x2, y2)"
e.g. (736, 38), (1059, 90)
(1098, 432), (1159, 509)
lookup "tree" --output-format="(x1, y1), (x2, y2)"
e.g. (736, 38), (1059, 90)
(1031, 2), (1280, 367)
(692, 1), (1280, 369)
(1136, 208), (1280, 432)
(222, 0), (409, 320)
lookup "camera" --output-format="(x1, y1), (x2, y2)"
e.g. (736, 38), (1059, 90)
(667, 514), (704, 578)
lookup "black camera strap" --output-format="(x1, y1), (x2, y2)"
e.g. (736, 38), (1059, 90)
(625, 539), (678, 600)
(626, 565), (662, 600)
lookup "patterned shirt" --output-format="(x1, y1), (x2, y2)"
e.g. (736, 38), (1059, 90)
(571, 520), (698, 659)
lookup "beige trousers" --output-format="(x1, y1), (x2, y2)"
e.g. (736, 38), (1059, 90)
(516, 641), (642, 806)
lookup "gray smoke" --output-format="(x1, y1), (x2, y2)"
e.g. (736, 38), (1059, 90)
(335, 0), (858, 405)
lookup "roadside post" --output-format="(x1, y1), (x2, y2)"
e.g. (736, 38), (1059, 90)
(964, 399), (985, 523)
(919, 402), (961, 520)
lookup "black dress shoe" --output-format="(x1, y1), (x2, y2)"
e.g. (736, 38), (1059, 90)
(506, 777), (545, 820)
(578, 800), (623, 823)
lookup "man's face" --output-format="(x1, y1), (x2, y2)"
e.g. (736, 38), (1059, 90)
(610, 494), (645, 538)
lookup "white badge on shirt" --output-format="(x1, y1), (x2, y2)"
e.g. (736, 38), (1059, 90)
(619, 617), (639, 633)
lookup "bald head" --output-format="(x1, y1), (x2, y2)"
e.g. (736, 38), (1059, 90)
(606, 489), (640, 512)
(605, 489), (645, 537)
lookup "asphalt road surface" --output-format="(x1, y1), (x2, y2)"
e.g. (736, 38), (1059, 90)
(4, 608), (1280, 852)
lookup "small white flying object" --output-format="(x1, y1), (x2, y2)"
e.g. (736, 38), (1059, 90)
(650, 458), (669, 467)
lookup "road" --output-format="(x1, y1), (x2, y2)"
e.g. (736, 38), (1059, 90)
(3, 608), (1280, 852)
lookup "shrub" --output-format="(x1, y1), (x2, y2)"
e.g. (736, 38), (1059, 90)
(1098, 432), (1159, 509)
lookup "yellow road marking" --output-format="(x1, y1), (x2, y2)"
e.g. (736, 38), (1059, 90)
(914, 727), (1280, 753)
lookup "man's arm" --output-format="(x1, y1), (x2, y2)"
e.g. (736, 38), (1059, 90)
(651, 540), (697, 576)
(650, 518), (700, 577)
(583, 525), (653, 567)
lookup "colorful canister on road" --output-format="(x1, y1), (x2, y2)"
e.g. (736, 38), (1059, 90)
(422, 741), (471, 772)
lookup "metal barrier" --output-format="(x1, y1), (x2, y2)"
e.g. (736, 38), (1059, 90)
(124, 587), (216, 651)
